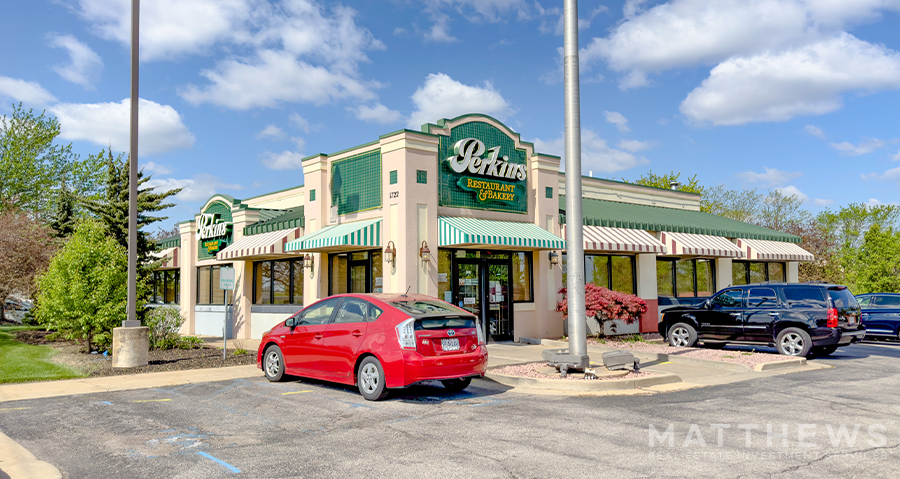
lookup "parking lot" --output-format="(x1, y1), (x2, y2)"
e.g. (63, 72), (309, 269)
(1, 341), (900, 478)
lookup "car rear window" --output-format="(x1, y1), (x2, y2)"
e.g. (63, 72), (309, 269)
(827, 288), (860, 310)
(782, 286), (827, 309)
(415, 317), (476, 330)
(391, 300), (464, 315)
(874, 295), (900, 309)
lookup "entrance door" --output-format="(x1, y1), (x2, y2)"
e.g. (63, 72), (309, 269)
(453, 257), (514, 342)
(349, 257), (368, 293)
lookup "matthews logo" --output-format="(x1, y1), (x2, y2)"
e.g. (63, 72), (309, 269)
(197, 213), (230, 241)
(447, 138), (527, 181)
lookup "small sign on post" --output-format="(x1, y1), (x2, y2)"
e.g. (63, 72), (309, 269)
(219, 267), (235, 359)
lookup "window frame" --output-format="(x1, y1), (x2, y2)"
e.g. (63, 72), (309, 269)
(328, 249), (383, 296)
(656, 258), (716, 298)
(252, 258), (305, 305)
(732, 261), (787, 285)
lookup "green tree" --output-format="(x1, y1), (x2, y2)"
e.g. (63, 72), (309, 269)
(34, 220), (146, 351)
(703, 185), (763, 223)
(82, 149), (182, 290)
(846, 224), (900, 294)
(49, 184), (78, 237)
(0, 103), (103, 220)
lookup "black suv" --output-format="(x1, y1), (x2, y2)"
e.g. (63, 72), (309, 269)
(658, 282), (865, 356)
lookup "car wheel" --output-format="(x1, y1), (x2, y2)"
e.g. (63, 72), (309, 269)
(263, 345), (285, 382)
(668, 323), (698, 348)
(776, 328), (812, 356)
(357, 356), (389, 401)
(441, 378), (472, 392)
(812, 345), (838, 357)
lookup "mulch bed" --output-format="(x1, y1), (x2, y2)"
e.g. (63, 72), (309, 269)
(14, 330), (256, 378)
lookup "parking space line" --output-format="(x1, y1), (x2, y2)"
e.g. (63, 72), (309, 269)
(131, 399), (172, 403)
(282, 390), (313, 395)
(196, 451), (240, 473)
(0, 407), (31, 412)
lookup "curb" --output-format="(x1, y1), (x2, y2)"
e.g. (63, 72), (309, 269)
(753, 358), (806, 371)
(484, 369), (681, 391)
(0, 430), (62, 479)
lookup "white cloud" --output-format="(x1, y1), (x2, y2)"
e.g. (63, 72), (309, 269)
(534, 129), (648, 174)
(424, 13), (458, 43)
(829, 138), (886, 155)
(617, 139), (651, 153)
(737, 167), (802, 187)
(145, 173), (244, 202)
(143, 161), (173, 175)
(804, 125), (826, 139)
(775, 185), (809, 203)
(867, 198), (883, 206)
(407, 73), (512, 129)
(349, 103), (403, 125)
(878, 165), (900, 183)
(179, 50), (378, 110)
(73, 0), (256, 61)
(256, 124), (285, 140)
(437, 0), (529, 22)
(46, 33), (103, 89)
(680, 33), (900, 125)
(604, 111), (630, 133)
(291, 137), (306, 150)
(261, 150), (305, 171)
(50, 98), (195, 156)
(0, 76), (56, 106)
(813, 198), (834, 206)
(289, 113), (311, 133)
(892, 150), (900, 161)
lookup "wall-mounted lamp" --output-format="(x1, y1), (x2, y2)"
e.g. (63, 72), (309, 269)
(419, 240), (431, 262)
(548, 251), (559, 265)
(303, 253), (314, 271)
(384, 241), (396, 265)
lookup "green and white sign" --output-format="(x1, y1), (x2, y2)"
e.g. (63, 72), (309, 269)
(197, 200), (234, 260)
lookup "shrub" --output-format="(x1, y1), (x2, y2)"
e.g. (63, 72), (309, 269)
(144, 307), (202, 350)
(556, 283), (648, 336)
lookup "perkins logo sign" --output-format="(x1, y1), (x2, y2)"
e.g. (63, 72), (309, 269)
(447, 138), (527, 181)
(197, 213), (230, 241)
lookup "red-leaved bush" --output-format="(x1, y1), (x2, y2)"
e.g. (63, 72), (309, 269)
(556, 283), (648, 326)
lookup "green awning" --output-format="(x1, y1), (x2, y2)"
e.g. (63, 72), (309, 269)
(284, 218), (381, 252)
(439, 216), (565, 250)
(559, 196), (801, 243)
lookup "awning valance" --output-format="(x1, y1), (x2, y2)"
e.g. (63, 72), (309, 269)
(285, 218), (381, 252)
(573, 225), (667, 254)
(152, 247), (179, 269)
(439, 216), (565, 250)
(659, 231), (743, 258)
(216, 228), (302, 260)
(736, 238), (814, 262)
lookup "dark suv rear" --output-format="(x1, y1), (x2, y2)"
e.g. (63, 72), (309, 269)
(658, 282), (865, 356)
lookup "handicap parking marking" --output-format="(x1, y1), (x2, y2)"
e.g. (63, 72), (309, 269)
(196, 451), (241, 474)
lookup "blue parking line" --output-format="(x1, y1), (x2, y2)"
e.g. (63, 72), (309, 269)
(196, 451), (240, 473)
(102, 401), (112, 405)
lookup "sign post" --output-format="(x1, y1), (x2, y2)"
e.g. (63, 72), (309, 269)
(219, 267), (235, 360)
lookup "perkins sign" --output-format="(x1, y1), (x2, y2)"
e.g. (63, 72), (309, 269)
(447, 138), (527, 181)
(197, 213), (231, 241)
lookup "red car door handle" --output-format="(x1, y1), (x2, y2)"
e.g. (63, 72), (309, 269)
(352, 331), (363, 337)
(314, 333), (323, 339)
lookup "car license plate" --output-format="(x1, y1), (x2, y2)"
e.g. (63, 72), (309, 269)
(441, 338), (460, 351)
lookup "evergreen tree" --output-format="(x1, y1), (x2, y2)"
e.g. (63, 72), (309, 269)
(82, 149), (182, 295)
(49, 184), (78, 238)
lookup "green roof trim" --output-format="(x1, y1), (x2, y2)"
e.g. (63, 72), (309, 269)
(156, 235), (181, 249)
(558, 172), (702, 197)
(244, 207), (305, 236)
(560, 196), (801, 243)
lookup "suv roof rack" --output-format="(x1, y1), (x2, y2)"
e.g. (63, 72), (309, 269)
(803, 281), (829, 284)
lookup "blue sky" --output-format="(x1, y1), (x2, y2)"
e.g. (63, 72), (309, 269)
(2, 0), (900, 227)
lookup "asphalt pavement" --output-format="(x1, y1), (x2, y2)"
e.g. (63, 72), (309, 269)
(1, 340), (899, 478)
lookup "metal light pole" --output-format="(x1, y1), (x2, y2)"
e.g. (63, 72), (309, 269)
(126, 0), (140, 325)
(544, 0), (589, 376)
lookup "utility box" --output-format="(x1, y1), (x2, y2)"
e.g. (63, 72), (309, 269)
(602, 350), (639, 371)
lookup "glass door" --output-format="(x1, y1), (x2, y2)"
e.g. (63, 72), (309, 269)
(452, 255), (514, 342)
(454, 261), (481, 317)
(486, 260), (513, 340)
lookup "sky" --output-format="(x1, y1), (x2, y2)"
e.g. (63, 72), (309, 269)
(2, 0), (900, 227)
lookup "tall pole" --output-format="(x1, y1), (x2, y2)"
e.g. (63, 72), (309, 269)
(127, 0), (140, 325)
(563, 0), (588, 361)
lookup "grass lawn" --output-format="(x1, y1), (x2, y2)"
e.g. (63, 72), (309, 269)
(0, 326), (87, 384)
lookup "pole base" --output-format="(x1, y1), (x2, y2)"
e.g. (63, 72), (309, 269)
(542, 348), (590, 378)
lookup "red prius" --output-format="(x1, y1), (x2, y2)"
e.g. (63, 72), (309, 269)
(256, 293), (488, 400)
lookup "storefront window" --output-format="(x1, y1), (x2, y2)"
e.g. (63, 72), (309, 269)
(732, 261), (787, 285)
(586, 256), (609, 290)
(329, 250), (381, 295)
(371, 250), (383, 293)
(512, 252), (533, 302)
(151, 270), (180, 304)
(331, 255), (348, 294)
(253, 259), (304, 305)
(570, 254), (636, 294)
(197, 265), (228, 305)
(658, 259), (716, 298)
(438, 249), (452, 303)
(611, 256), (634, 294)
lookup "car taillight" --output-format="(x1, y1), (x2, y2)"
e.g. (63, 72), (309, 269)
(476, 321), (485, 345)
(396, 318), (417, 350)
(827, 308), (838, 328)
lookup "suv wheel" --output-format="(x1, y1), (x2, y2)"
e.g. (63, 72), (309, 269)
(776, 328), (812, 356)
(668, 323), (698, 348)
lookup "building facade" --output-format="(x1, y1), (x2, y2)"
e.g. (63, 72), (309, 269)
(152, 114), (812, 341)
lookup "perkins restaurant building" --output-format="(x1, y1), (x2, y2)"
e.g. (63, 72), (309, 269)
(152, 114), (813, 342)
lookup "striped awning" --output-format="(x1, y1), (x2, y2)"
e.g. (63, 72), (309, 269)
(736, 238), (814, 261)
(659, 231), (744, 258)
(439, 216), (565, 250)
(151, 247), (179, 269)
(572, 225), (667, 253)
(216, 228), (302, 260)
(285, 218), (381, 252)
